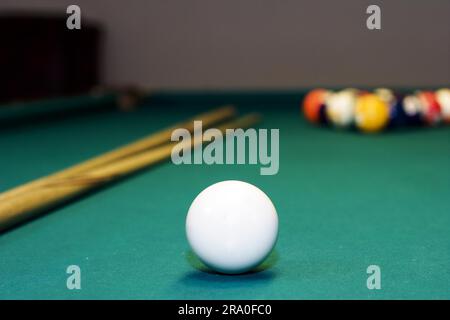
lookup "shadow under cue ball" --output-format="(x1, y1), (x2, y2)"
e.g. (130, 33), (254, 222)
(186, 180), (278, 274)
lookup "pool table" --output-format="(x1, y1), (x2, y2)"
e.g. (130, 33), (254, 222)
(0, 90), (449, 299)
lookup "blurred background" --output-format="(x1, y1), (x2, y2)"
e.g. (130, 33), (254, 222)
(0, 0), (449, 103)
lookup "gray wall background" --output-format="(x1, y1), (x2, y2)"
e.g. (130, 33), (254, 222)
(2, 0), (449, 89)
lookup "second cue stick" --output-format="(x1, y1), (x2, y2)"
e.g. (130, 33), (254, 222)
(0, 113), (261, 232)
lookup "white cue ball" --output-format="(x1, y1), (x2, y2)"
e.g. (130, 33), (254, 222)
(186, 180), (278, 274)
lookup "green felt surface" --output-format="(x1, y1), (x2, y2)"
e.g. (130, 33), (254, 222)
(0, 91), (449, 299)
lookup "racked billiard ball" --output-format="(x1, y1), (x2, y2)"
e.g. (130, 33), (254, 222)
(374, 88), (395, 105)
(417, 91), (442, 126)
(355, 93), (390, 133)
(389, 99), (410, 128)
(374, 88), (406, 128)
(435, 88), (450, 123)
(402, 94), (424, 126)
(325, 89), (357, 128)
(302, 89), (330, 124)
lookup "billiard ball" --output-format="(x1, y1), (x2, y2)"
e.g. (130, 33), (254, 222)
(417, 91), (442, 126)
(354, 93), (390, 133)
(374, 88), (399, 126)
(374, 88), (395, 105)
(374, 88), (408, 128)
(325, 89), (357, 128)
(402, 94), (424, 126)
(186, 180), (278, 274)
(302, 89), (330, 124)
(435, 88), (450, 123)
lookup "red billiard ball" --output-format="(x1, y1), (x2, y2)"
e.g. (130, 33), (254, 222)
(417, 91), (442, 126)
(302, 89), (330, 124)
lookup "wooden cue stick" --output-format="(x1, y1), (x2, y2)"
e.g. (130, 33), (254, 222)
(0, 105), (236, 202)
(0, 113), (261, 232)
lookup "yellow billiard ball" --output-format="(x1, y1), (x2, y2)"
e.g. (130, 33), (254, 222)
(355, 94), (390, 133)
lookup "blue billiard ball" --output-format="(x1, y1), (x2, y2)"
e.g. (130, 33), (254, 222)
(388, 95), (409, 128)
